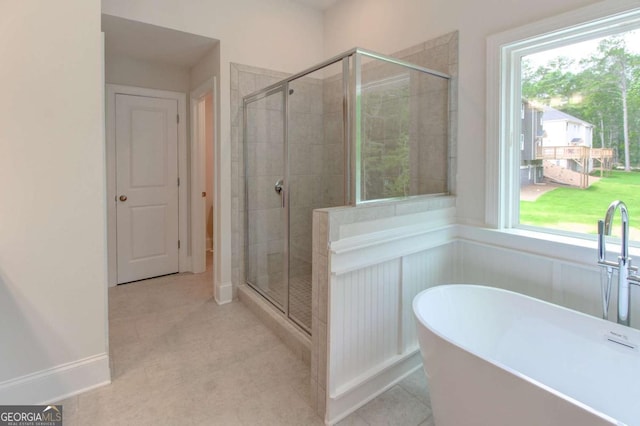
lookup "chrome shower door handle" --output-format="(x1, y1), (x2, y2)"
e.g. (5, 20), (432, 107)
(274, 179), (283, 194)
(274, 179), (284, 208)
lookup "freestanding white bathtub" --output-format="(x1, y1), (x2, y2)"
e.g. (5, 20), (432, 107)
(413, 284), (640, 426)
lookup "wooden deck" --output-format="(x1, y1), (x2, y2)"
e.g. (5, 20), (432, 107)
(535, 146), (614, 188)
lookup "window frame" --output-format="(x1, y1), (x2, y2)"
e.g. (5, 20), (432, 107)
(486, 1), (640, 240)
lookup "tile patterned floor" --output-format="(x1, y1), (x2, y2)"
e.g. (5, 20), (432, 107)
(57, 261), (434, 425)
(339, 379), (434, 426)
(262, 273), (312, 331)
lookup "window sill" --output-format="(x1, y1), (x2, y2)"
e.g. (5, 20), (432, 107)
(457, 225), (640, 268)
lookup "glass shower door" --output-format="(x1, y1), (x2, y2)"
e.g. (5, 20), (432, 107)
(287, 61), (346, 332)
(245, 87), (287, 311)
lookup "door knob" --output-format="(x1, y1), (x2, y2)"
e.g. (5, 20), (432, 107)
(119, 195), (128, 202)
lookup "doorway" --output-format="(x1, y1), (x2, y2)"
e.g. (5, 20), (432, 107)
(106, 84), (188, 285)
(102, 14), (220, 288)
(190, 77), (216, 274)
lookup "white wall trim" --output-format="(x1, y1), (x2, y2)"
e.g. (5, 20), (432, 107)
(100, 31), (110, 366)
(0, 354), (110, 404)
(456, 224), (640, 271)
(105, 84), (189, 286)
(485, 0), (640, 229)
(331, 222), (616, 275)
(330, 223), (456, 275)
(215, 280), (233, 305)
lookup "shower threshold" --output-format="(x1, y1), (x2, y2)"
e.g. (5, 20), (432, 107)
(246, 273), (312, 334)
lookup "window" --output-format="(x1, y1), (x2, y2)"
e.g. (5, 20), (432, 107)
(487, 2), (640, 240)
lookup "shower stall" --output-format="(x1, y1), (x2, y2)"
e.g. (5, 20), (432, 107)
(243, 48), (450, 333)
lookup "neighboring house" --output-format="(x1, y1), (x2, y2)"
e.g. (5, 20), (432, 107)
(541, 106), (594, 172)
(520, 99), (545, 185)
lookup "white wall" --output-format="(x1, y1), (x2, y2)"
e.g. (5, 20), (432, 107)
(105, 54), (191, 92)
(102, 0), (324, 299)
(323, 0), (602, 226)
(0, 0), (109, 402)
(190, 44), (220, 91)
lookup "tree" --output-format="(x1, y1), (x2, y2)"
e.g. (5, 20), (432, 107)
(522, 34), (640, 168)
(582, 37), (638, 171)
(522, 57), (579, 104)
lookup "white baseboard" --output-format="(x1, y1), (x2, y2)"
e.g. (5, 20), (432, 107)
(0, 353), (111, 404)
(215, 281), (233, 305)
(326, 351), (423, 425)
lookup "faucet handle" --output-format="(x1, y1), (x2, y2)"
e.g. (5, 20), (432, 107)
(627, 259), (640, 286)
(598, 219), (606, 262)
(628, 275), (640, 286)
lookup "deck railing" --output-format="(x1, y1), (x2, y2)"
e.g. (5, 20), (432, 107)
(535, 146), (614, 161)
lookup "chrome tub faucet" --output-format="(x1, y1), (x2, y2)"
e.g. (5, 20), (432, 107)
(598, 200), (639, 326)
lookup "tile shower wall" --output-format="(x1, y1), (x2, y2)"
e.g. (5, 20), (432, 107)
(413, 71), (449, 194)
(358, 62), (449, 200)
(399, 33), (458, 195)
(321, 72), (346, 207)
(288, 76), (326, 282)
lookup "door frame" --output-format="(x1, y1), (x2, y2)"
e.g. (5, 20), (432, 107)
(106, 84), (188, 286)
(189, 77), (217, 274)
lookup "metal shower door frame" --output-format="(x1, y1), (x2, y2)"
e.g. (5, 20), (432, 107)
(243, 84), (290, 317)
(242, 47), (451, 333)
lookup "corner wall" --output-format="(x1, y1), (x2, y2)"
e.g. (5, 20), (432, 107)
(0, 0), (110, 402)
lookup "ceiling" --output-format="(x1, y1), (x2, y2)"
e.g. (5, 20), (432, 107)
(290, 0), (340, 10)
(102, 14), (218, 68)
(102, 0), (340, 67)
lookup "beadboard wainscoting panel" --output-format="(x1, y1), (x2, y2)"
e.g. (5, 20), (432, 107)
(325, 234), (456, 424)
(457, 240), (555, 302)
(554, 262), (604, 319)
(401, 245), (456, 353)
(330, 258), (402, 396)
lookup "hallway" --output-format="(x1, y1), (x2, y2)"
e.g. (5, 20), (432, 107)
(60, 263), (319, 425)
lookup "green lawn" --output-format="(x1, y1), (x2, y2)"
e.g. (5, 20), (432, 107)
(520, 171), (640, 237)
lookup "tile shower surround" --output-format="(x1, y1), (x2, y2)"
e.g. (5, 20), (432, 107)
(232, 31), (459, 419)
(241, 67), (344, 331)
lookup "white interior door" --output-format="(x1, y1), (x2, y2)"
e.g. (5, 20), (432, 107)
(115, 94), (179, 284)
